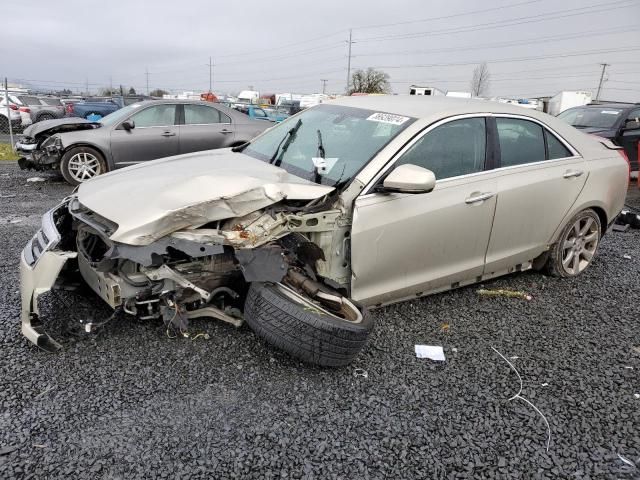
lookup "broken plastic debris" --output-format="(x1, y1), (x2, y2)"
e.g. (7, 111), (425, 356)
(477, 289), (532, 301)
(451, 347), (458, 353)
(26, 177), (46, 183)
(623, 254), (632, 260)
(415, 345), (445, 361)
(353, 368), (368, 378)
(634, 394), (640, 399)
(541, 383), (549, 387)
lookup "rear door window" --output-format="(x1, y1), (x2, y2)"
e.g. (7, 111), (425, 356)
(496, 118), (545, 167)
(545, 131), (572, 159)
(395, 117), (486, 180)
(184, 104), (222, 124)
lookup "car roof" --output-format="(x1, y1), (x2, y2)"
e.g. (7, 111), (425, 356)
(327, 95), (558, 119)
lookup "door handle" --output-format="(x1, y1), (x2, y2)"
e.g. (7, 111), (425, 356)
(465, 192), (495, 204)
(220, 129), (232, 134)
(563, 169), (584, 178)
(161, 131), (176, 137)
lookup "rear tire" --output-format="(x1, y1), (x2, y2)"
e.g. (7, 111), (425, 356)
(60, 146), (107, 186)
(545, 209), (601, 277)
(37, 113), (55, 122)
(244, 282), (373, 367)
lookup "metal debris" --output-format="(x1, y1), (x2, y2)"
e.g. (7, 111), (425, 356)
(26, 177), (46, 183)
(478, 289), (532, 301)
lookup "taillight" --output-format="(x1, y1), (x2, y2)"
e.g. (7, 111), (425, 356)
(9, 104), (18, 110)
(618, 149), (631, 178)
(19, 107), (30, 113)
(65, 104), (73, 113)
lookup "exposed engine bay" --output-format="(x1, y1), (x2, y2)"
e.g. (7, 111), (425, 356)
(22, 193), (355, 347)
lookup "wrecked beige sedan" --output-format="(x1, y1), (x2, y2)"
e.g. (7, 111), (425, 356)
(20, 96), (628, 366)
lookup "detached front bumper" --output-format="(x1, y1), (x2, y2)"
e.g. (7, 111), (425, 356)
(20, 204), (76, 351)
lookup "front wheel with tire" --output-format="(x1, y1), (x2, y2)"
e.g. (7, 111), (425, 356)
(244, 282), (373, 367)
(546, 209), (601, 277)
(60, 146), (107, 185)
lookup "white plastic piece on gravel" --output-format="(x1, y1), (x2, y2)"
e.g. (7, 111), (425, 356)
(415, 345), (445, 361)
(634, 393), (640, 399)
(623, 254), (632, 259)
(541, 383), (549, 387)
(353, 368), (368, 378)
(26, 177), (46, 183)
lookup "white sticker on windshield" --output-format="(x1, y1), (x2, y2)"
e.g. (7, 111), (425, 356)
(312, 157), (339, 174)
(601, 110), (620, 115)
(367, 112), (410, 125)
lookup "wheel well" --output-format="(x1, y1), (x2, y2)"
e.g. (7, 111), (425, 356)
(589, 206), (608, 234)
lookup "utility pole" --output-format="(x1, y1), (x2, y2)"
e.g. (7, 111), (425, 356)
(321, 79), (328, 94)
(4, 77), (14, 147)
(207, 56), (214, 92)
(85, 77), (89, 96)
(345, 29), (353, 94)
(595, 63), (609, 101)
(145, 67), (150, 95)
(109, 76), (113, 95)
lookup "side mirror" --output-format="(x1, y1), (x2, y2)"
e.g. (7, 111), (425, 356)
(624, 119), (640, 131)
(379, 164), (436, 194)
(121, 120), (135, 131)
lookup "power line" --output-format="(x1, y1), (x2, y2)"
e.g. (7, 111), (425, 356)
(367, 46), (640, 70)
(353, 0), (540, 30)
(356, 0), (636, 43)
(354, 25), (639, 59)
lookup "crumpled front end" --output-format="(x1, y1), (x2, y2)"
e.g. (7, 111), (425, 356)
(16, 135), (64, 171)
(20, 189), (354, 350)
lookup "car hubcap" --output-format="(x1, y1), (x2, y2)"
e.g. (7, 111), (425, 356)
(68, 153), (101, 182)
(561, 216), (599, 275)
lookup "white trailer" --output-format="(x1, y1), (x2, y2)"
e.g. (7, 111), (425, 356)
(547, 91), (592, 116)
(409, 85), (445, 96)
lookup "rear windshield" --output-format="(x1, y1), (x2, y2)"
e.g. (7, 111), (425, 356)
(558, 107), (624, 129)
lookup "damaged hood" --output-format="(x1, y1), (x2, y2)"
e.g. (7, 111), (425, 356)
(77, 149), (334, 245)
(22, 117), (99, 139)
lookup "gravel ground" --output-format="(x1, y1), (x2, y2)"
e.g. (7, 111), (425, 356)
(1, 162), (639, 479)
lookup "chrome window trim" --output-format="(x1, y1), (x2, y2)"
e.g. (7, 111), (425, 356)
(360, 112), (581, 197)
(180, 122), (232, 126)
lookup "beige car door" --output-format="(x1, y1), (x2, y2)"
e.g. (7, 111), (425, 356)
(484, 116), (588, 274)
(350, 116), (498, 307)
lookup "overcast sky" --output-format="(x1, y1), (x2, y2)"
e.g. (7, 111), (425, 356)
(1, 0), (639, 101)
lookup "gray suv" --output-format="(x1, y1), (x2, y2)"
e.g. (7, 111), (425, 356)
(16, 99), (270, 185)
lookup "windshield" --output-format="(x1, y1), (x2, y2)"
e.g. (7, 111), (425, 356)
(558, 107), (624, 129)
(99, 103), (143, 127)
(243, 104), (415, 186)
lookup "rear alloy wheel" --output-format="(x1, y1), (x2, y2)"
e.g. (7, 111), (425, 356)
(546, 209), (601, 277)
(60, 147), (107, 185)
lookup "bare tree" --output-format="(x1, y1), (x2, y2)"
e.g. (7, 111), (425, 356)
(350, 68), (391, 95)
(470, 62), (490, 97)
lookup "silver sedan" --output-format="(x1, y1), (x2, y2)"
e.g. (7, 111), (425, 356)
(15, 99), (270, 185)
